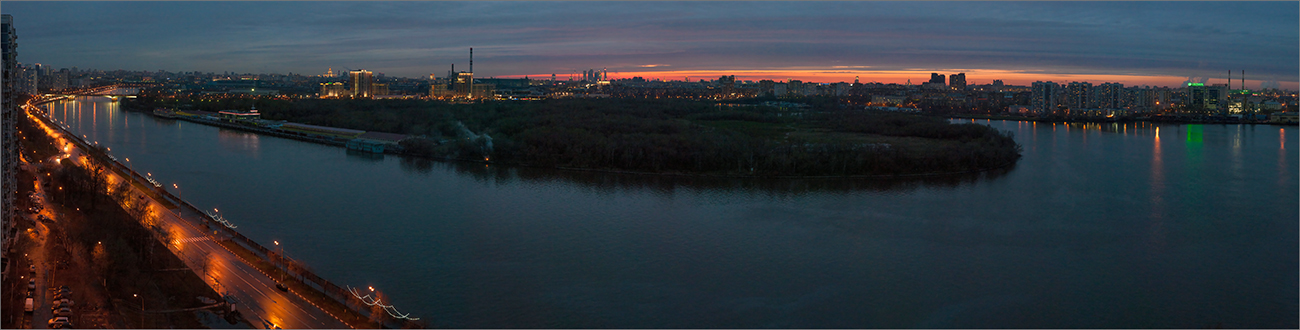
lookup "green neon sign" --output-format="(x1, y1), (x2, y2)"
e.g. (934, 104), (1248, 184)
(1187, 83), (1205, 87)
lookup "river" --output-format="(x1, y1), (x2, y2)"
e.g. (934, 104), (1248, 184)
(40, 96), (1298, 328)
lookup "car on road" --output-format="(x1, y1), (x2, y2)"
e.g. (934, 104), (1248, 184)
(48, 316), (71, 328)
(276, 282), (288, 292)
(29, 264), (36, 274)
(28, 279), (36, 290)
(24, 298), (33, 313)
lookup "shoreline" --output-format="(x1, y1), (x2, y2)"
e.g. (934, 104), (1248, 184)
(948, 113), (1299, 126)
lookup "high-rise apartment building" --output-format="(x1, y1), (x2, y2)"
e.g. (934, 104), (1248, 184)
(51, 68), (68, 91)
(929, 73), (946, 85)
(1095, 82), (1124, 109)
(1066, 82), (1092, 109)
(787, 80), (804, 97)
(19, 65), (36, 95)
(948, 73), (966, 90)
(2, 13), (18, 257)
(1031, 81), (1058, 114)
(349, 69), (374, 98)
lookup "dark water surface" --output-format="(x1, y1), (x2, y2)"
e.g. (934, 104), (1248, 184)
(43, 97), (1298, 328)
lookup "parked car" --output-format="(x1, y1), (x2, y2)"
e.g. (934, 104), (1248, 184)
(28, 279), (36, 290)
(29, 264), (36, 274)
(54, 307), (72, 317)
(52, 298), (70, 309)
(48, 316), (71, 329)
(24, 298), (33, 313)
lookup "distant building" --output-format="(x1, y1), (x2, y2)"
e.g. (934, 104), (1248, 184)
(1186, 83), (1228, 112)
(477, 78), (530, 90)
(18, 66), (36, 95)
(349, 69), (374, 98)
(320, 82), (346, 98)
(785, 80), (804, 97)
(759, 80), (775, 96)
(430, 84), (453, 98)
(1095, 82), (1123, 109)
(471, 83), (495, 99)
(929, 73), (946, 85)
(1269, 112), (1298, 124)
(51, 69), (68, 91)
(454, 72), (474, 97)
(949, 73), (966, 90)
(872, 95), (906, 105)
(218, 106), (262, 121)
(1065, 82), (1092, 110)
(1031, 81), (1059, 114)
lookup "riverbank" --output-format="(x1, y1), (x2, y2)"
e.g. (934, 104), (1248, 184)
(949, 113), (1299, 125)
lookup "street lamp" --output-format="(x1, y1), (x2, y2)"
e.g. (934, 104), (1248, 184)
(274, 240), (287, 291)
(173, 183), (182, 200)
(134, 293), (144, 328)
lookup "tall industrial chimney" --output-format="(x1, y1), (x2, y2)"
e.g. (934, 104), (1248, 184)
(470, 48), (473, 74)
(1242, 70), (1245, 90)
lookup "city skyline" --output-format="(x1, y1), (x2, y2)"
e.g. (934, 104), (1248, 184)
(4, 1), (1298, 90)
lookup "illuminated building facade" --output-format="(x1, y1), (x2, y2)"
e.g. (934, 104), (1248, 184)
(349, 69), (374, 98)
(454, 72), (474, 97)
(320, 82), (346, 98)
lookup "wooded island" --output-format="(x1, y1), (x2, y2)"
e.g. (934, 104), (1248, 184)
(125, 97), (1021, 177)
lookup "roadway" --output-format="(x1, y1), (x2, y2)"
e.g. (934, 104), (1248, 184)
(26, 102), (350, 329)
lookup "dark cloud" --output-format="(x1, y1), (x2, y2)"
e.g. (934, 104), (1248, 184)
(3, 1), (1295, 86)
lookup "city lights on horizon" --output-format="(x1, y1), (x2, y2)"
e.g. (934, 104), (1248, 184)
(497, 68), (1295, 90)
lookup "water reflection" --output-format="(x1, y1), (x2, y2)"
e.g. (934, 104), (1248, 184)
(217, 128), (261, 156)
(345, 149), (385, 162)
(410, 157), (1016, 197)
(1148, 126), (1166, 254)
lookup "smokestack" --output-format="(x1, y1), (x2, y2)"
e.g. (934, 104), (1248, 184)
(470, 48), (473, 74)
(1228, 70), (1231, 88)
(1242, 70), (1245, 90)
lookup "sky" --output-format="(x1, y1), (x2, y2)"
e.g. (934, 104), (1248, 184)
(5, 1), (1298, 90)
